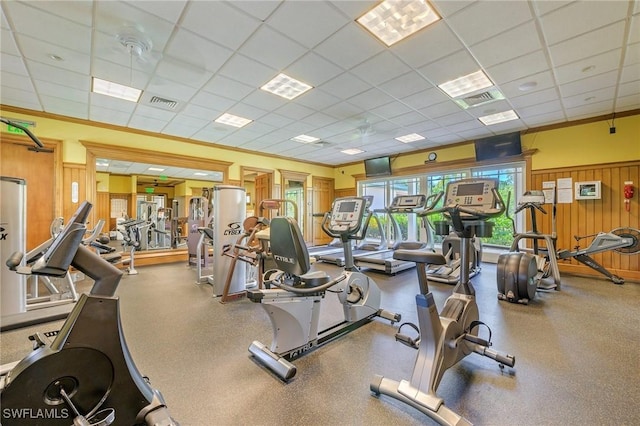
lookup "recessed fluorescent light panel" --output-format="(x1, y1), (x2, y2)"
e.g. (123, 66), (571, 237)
(92, 77), (142, 102)
(148, 167), (165, 172)
(261, 73), (313, 100)
(342, 148), (364, 155)
(395, 133), (425, 143)
(478, 110), (519, 126)
(357, 0), (441, 46)
(292, 134), (320, 144)
(96, 159), (110, 167)
(194, 172), (208, 176)
(214, 113), (253, 128)
(438, 70), (494, 99)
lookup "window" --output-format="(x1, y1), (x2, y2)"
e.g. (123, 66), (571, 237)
(358, 162), (525, 249)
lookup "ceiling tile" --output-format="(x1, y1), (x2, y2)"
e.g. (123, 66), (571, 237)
(565, 99), (615, 120)
(95, 1), (175, 50)
(91, 57), (151, 89)
(499, 70), (556, 98)
(446, 0), (533, 45)
(350, 51), (412, 86)
(33, 80), (89, 103)
(285, 52), (344, 87)
(615, 93), (640, 110)
(227, 102), (269, 121)
(419, 100), (463, 119)
(1, 28), (20, 56)
(391, 21), (463, 69)
(15, 34), (91, 74)
(401, 87), (450, 110)
(190, 91), (236, 111)
(1, 71), (34, 92)
(275, 102), (315, 120)
(540, 0), (629, 45)
(317, 72), (369, 99)
(241, 90), (288, 111)
(295, 89), (341, 111)
(27, 60), (89, 91)
(145, 77), (199, 102)
(258, 112), (296, 128)
(617, 80), (640, 98)
(559, 70), (618, 98)
(321, 101), (365, 121)
(134, 104), (176, 121)
(218, 54), (277, 88)
(125, 0), (187, 24)
(180, 1), (260, 50)
(314, 22), (384, 70)
(90, 92), (138, 113)
(431, 0), (475, 18)
(369, 101), (413, 121)
(517, 99), (564, 118)
(164, 29), (234, 74)
(509, 87), (560, 109)
(181, 103), (218, 121)
(472, 20), (542, 68)
(228, 0), (282, 21)
(389, 111), (430, 127)
(554, 49), (622, 84)
(563, 86), (616, 109)
(128, 114), (170, 132)
(202, 75), (254, 101)
(240, 25), (307, 70)
(418, 49), (480, 86)
(329, 1), (378, 20)
(520, 111), (566, 127)
(90, 105), (132, 126)
(630, 15), (640, 44)
(268, 1), (349, 49)
(620, 63), (640, 84)
(533, 0), (573, 17)
(624, 42), (640, 66)
(4, 1), (92, 54)
(1, 86), (42, 109)
(379, 71), (433, 100)
(549, 22), (626, 67)
(40, 95), (88, 119)
(487, 50), (550, 85)
(346, 88), (395, 110)
(161, 120), (206, 139)
(2, 53), (28, 75)
(154, 56), (214, 89)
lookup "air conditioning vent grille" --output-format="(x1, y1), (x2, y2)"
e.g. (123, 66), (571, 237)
(149, 96), (178, 110)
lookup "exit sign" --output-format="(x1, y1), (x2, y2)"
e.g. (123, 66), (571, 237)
(4, 119), (36, 135)
(7, 124), (26, 135)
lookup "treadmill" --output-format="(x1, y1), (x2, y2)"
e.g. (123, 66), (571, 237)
(317, 196), (389, 266)
(355, 194), (432, 275)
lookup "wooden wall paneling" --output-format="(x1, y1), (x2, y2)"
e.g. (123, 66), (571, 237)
(335, 188), (356, 198)
(95, 192), (110, 234)
(62, 163), (87, 221)
(532, 161), (639, 281)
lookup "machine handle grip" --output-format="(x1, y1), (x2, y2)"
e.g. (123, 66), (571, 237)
(6, 251), (24, 270)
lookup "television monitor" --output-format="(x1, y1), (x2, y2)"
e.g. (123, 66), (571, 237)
(474, 132), (522, 162)
(364, 156), (391, 178)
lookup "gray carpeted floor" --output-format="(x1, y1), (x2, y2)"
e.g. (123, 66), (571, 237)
(1, 261), (639, 425)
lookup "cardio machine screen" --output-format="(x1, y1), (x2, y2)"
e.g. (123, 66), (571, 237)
(455, 182), (485, 196)
(338, 201), (357, 213)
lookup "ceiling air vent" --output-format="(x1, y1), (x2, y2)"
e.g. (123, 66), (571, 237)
(139, 92), (183, 112)
(455, 89), (505, 109)
(148, 95), (178, 110)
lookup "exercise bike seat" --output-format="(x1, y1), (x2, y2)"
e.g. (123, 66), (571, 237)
(394, 249), (446, 266)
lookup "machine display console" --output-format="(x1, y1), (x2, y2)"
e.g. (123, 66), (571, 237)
(446, 179), (497, 212)
(329, 197), (366, 232)
(390, 194), (427, 212)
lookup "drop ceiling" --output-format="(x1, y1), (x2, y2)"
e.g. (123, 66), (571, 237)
(1, 0), (638, 167)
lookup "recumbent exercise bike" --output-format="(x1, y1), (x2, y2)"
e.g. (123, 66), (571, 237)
(1, 201), (177, 426)
(247, 196), (400, 381)
(371, 178), (516, 426)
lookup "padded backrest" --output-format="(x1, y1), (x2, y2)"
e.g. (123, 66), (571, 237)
(269, 216), (310, 276)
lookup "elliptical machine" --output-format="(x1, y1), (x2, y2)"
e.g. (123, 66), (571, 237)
(371, 178), (516, 426)
(1, 201), (177, 426)
(247, 196), (400, 381)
